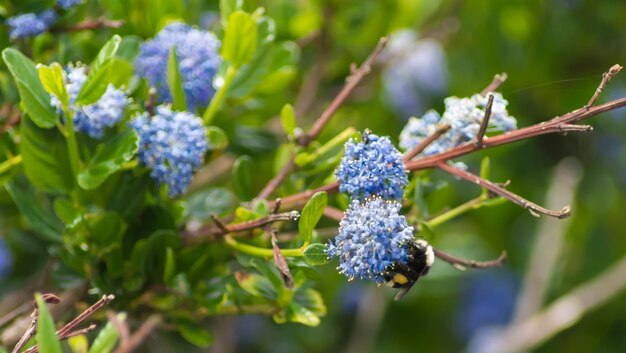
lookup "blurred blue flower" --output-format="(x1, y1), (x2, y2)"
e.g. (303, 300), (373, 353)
(50, 64), (130, 139)
(0, 238), (11, 278)
(455, 269), (519, 340)
(400, 93), (517, 155)
(327, 198), (414, 282)
(57, 0), (83, 10)
(336, 132), (408, 201)
(130, 105), (208, 197)
(382, 31), (448, 118)
(6, 10), (58, 40)
(134, 23), (222, 112)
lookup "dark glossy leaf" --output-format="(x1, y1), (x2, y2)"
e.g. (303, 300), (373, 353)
(185, 187), (235, 220)
(302, 243), (330, 266)
(298, 192), (327, 245)
(177, 319), (213, 348)
(78, 130), (138, 190)
(167, 47), (187, 111)
(235, 271), (278, 300)
(2, 48), (58, 128)
(5, 181), (63, 243)
(232, 155), (253, 201)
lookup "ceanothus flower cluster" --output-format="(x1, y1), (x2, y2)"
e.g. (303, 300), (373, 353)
(335, 132), (408, 201)
(130, 105), (208, 197)
(326, 198), (414, 282)
(399, 92), (517, 155)
(50, 64), (130, 139)
(6, 0), (83, 40)
(134, 23), (222, 112)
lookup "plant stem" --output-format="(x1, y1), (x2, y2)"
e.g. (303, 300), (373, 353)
(0, 154), (22, 175)
(424, 196), (506, 229)
(61, 111), (81, 180)
(203, 64), (237, 125)
(295, 127), (357, 166)
(224, 235), (304, 258)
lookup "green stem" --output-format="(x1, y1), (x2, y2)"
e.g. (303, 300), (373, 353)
(423, 196), (506, 230)
(62, 110), (81, 180)
(215, 303), (278, 315)
(224, 235), (304, 258)
(295, 127), (357, 167)
(0, 154), (23, 174)
(203, 65), (238, 125)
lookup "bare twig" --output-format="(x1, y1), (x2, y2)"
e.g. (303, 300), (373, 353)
(586, 64), (622, 108)
(51, 18), (124, 33)
(437, 161), (570, 218)
(476, 94), (495, 146)
(434, 249), (507, 271)
(323, 206), (344, 222)
(480, 72), (508, 96)
(11, 309), (37, 353)
(60, 324), (97, 339)
(403, 124), (451, 161)
(107, 312), (130, 345)
(112, 315), (161, 353)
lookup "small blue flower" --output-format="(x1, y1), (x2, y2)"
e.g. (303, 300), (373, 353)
(134, 23), (222, 112)
(336, 132), (408, 201)
(57, 0), (83, 10)
(327, 198), (414, 282)
(130, 105), (208, 197)
(0, 238), (11, 278)
(50, 64), (130, 139)
(6, 10), (58, 40)
(399, 92), (517, 156)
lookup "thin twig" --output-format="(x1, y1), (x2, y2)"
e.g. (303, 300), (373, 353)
(476, 94), (495, 146)
(586, 64), (622, 108)
(323, 206), (344, 222)
(59, 324), (97, 339)
(112, 315), (161, 353)
(184, 211), (300, 242)
(434, 249), (507, 271)
(437, 161), (571, 219)
(403, 124), (451, 161)
(50, 18), (124, 33)
(480, 72), (508, 96)
(11, 308), (37, 353)
(107, 311), (130, 345)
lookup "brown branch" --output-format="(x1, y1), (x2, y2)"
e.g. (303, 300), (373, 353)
(403, 124), (451, 161)
(50, 18), (124, 33)
(184, 211), (300, 242)
(481, 72), (508, 96)
(434, 249), (507, 270)
(476, 94), (495, 146)
(256, 37), (388, 200)
(112, 315), (161, 353)
(437, 161), (570, 219)
(323, 206), (344, 222)
(586, 64), (622, 108)
(11, 295), (60, 353)
(59, 324), (97, 339)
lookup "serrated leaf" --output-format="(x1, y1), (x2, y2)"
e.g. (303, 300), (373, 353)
(298, 192), (327, 245)
(177, 319), (213, 348)
(2, 48), (58, 128)
(302, 243), (330, 266)
(88, 313), (126, 353)
(35, 293), (63, 353)
(76, 35), (121, 105)
(232, 155), (253, 201)
(37, 63), (68, 111)
(78, 130), (138, 190)
(222, 11), (258, 66)
(280, 103), (296, 137)
(167, 47), (187, 112)
(206, 127), (229, 150)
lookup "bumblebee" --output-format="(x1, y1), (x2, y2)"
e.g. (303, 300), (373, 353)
(382, 239), (435, 300)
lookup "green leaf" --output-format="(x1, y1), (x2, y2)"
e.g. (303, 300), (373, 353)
(78, 130), (138, 190)
(235, 271), (278, 300)
(53, 198), (81, 226)
(298, 192), (327, 245)
(163, 247), (176, 285)
(116, 36), (142, 61)
(2, 48), (58, 128)
(280, 103), (296, 137)
(35, 293), (63, 353)
(220, 0), (243, 27)
(177, 319), (213, 348)
(37, 63), (69, 111)
(19, 118), (73, 192)
(232, 155), (253, 201)
(302, 243), (330, 266)
(88, 313), (126, 353)
(75, 35), (122, 105)
(222, 11), (258, 66)
(185, 187), (234, 220)
(167, 47), (187, 111)
(206, 127), (229, 150)
(5, 181), (63, 242)
(68, 335), (88, 353)
(285, 302), (320, 327)
(107, 58), (134, 89)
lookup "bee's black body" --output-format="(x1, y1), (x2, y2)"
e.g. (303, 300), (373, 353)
(382, 239), (435, 300)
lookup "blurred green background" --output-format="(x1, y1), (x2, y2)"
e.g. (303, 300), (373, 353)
(3, 0), (626, 352)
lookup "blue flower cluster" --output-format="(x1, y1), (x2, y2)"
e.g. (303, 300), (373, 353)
(134, 23), (222, 112)
(335, 132), (408, 201)
(0, 238), (10, 278)
(50, 64), (130, 139)
(130, 105), (208, 197)
(327, 199), (414, 282)
(6, 0), (83, 40)
(399, 92), (517, 155)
